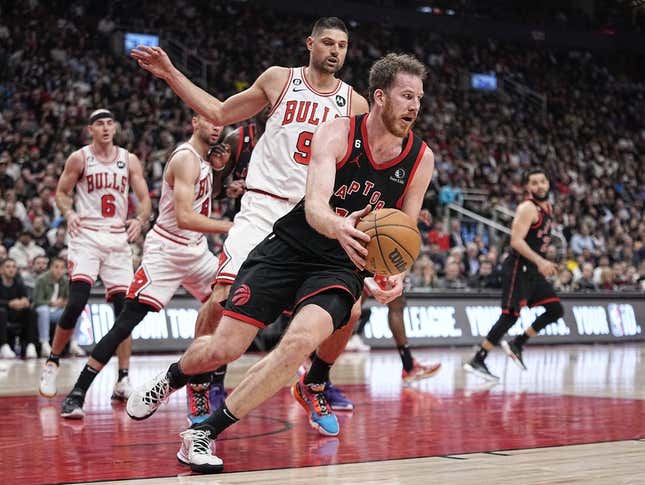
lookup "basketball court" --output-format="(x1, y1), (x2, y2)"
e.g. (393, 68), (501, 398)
(2, 344), (644, 484)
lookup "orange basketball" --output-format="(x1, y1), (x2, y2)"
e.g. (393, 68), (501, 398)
(356, 208), (421, 275)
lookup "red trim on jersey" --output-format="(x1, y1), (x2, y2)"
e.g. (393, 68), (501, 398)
(137, 294), (164, 311)
(301, 67), (342, 96)
(235, 126), (245, 162)
(155, 222), (190, 240)
(396, 142), (428, 209)
(294, 284), (356, 309)
(347, 87), (354, 116)
(80, 224), (126, 234)
(336, 117), (357, 170)
(79, 147), (86, 180)
(361, 114), (414, 170)
(267, 68), (294, 118)
(529, 297), (561, 308)
(71, 275), (95, 285)
(106, 287), (128, 302)
(89, 144), (120, 166)
(530, 210), (544, 230)
(152, 225), (203, 246)
(223, 310), (267, 329)
(247, 188), (289, 201)
(214, 276), (235, 285)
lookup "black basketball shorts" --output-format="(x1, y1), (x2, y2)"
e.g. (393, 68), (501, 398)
(500, 256), (560, 316)
(223, 233), (363, 330)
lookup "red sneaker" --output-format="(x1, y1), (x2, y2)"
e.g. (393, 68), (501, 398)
(402, 360), (441, 383)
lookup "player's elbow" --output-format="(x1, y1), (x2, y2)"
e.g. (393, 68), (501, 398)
(510, 237), (522, 251)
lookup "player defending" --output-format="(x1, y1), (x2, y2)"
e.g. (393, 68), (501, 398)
(59, 114), (232, 418)
(132, 17), (369, 422)
(464, 168), (563, 381)
(39, 109), (151, 399)
(126, 53), (434, 473)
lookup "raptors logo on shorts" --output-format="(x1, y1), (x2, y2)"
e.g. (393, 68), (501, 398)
(231, 284), (251, 306)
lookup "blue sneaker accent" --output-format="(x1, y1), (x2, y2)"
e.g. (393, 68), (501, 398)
(291, 376), (339, 436)
(186, 383), (211, 425)
(323, 382), (354, 411)
(208, 383), (228, 410)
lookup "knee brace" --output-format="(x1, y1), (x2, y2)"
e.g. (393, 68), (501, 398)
(90, 299), (151, 365)
(58, 281), (92, 330)
(486, 313), (518, 346)
(109, 291), (126, 318)
(531, 301), (564, 333)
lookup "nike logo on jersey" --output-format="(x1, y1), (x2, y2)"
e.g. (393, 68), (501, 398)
(292, 87), (307, 92)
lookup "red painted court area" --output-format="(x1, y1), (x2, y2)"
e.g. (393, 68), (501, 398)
(3, 384), (644, 484)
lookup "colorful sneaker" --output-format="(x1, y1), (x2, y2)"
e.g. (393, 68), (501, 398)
(323, 382), (354, 411)
(126, 370), (175, 420)
(402, 360), (442, 383)
(177, 428), (223, 474)
(112, 376), (133, 401)
(463, 357), (499, 382)
(187, 383), (211, 425)
(39, 362), (59, 397)
(61, 390), (86, 419)
(208, 383), (228, 410)
(501, 340), (527, 371)
(291, 375), (339, 436)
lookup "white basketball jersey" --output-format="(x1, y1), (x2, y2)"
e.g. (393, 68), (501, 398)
(76, 145), (130, 229)
(245, 67), (353, 201)
(154, 142), (211, 243)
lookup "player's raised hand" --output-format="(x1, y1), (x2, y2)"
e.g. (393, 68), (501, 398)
(336, 204), (372, 271)
(131, 46), (174, 79)
(365, 274), (404, 304)
(208, 143), (231, 171)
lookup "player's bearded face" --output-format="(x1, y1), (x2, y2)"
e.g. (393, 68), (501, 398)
(310, 30), (347, 74)
(382, 95), (416, 138)
(197, 119), (222, 145)
(528, 175), (550, 201)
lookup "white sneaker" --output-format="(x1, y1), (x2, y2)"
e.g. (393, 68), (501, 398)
(39, 362), (59, 397)
(177, 429), (224, 473)
(69, 340), (86, 357)
(25, 343), (38, 359)
(345, 334), (371, 352)
(112, 376), (133, 401)
(126, 370), (175, 420)
(40, 341), (51, 358)
(0, 343), (16, 359)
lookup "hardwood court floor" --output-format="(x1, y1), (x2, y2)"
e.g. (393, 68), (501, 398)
(1, 344), (644, 484)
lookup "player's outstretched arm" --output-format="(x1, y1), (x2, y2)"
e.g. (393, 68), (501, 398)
(305, 118), (370, 269)
(171, 151), (233, 234)
(55, 150), (84, 237)
(131, 46), (285, 126)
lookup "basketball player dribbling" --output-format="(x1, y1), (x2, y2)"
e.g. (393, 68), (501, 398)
(39, 109), (151, 400)
(58, 114), (232, 419)
(126, 53), (435, 474)
(132, 17), (371, 424)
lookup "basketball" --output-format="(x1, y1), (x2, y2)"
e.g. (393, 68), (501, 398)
(356, 208), (421, 275)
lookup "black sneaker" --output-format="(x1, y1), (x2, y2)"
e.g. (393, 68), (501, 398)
(61, 390), (86, 419)
(463, 357), (499, 382)
(501, 340), (527, 371)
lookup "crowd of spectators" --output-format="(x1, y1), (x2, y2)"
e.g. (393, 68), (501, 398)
(0, 0), (643, 354)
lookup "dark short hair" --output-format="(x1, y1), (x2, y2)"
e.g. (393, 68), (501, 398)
(1, 257), (15, 266)
(522, 166), (549, 185)
(368, 53), (427, 104)
(311, 17), (348, 37)
(49, 256), (65, 267)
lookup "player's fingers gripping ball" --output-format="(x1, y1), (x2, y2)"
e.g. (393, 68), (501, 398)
(356, 208), (421, 275)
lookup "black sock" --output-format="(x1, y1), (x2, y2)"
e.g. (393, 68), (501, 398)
(475, 346), (488, 361)
(47, 353), (61, 366)
(73, 364), (100, 394)
(118, 368), (129, 381)
(514, 332), (529, 348)
(188, 372), (212, 386)
(398, 345), (414, 372)
(193, 401), (238, 437)
(167, 361), (190, 389)
(211, 365), (227, 386)
(304, 354), (332, 385)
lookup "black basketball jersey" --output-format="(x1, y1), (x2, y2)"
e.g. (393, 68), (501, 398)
(273, 114), (428, 270)
(509, 198), (553, 270)
(232, 123), (256, 180)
